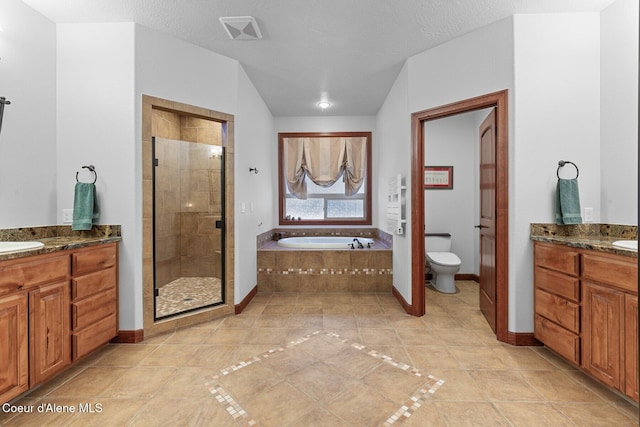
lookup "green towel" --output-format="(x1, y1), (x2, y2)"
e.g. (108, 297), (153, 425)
(555, 178), (582, 225)
(72, 182), (99, 230)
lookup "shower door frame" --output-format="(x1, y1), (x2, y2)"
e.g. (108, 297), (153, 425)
(142, 94), (235, 339)
(151, 136), (226, 320)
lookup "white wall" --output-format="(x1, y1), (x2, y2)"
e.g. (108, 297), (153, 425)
(273, 115), (377, 226)
(384, 13), (603, 332)
(375, 62), (411, 302)
(513, 13), (601, 331)
(600, 0), (638, 224)
(57, 23), (137, 329)
(424, 112), (480, 275)
(235, 67), (276, 303)
(0, 0), (57, 227)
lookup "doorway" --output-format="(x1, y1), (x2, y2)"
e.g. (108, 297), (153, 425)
(141, 95), (235, 340)
(411, 90), (509, 343)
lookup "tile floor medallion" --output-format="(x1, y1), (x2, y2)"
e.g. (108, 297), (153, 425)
(204, 330), (444, 426)
(155, 277), (222, 317)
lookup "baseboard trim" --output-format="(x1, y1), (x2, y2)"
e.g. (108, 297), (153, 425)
(111, 329), (144, 344)
(506, 331), (542, 346)
(454, 273), (479, 282)
(235, 285), (258, 314)
(392, 285), (419, 316)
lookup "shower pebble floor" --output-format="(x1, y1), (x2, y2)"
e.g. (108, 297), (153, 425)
(155, 277), (222, 318)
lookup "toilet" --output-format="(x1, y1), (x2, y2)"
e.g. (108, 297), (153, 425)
(425, 233), (461, 294)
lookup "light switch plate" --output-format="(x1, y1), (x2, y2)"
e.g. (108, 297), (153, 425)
(584, 207), (593, 222)
(63, 209), (73, 224)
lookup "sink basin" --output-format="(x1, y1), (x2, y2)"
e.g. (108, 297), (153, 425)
(0, 241), (45, 254)
(612, 240), (638, 251)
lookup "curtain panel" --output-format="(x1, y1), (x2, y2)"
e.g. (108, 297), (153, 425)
(284, 137), (367, 199)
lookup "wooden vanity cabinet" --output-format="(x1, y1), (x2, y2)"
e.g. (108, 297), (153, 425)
(0, 292), (28, 403)
(624, 294), (638, 401)
(0, 243), (118, 404)
(0, 253), (69, 403)
(71, 244), (118, 360)
(533, 243), (581, 365)
(534, 241), (639, 402)
(29, 280), (71, 386)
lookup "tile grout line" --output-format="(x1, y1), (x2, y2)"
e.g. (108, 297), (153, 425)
(203, 329), (444, 425)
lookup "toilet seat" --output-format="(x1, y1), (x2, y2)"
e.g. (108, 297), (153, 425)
(426, 252), (461, 266)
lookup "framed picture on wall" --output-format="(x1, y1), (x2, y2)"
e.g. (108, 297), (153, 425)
(424, 166), (453, 189)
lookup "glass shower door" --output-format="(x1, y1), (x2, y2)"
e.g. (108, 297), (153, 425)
(153, 136), (224, 319)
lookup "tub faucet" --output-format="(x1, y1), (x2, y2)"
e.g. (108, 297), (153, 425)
(353, 238), (364, 249)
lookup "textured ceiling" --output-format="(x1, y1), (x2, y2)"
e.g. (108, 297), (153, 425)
(21, 0), (615, 116)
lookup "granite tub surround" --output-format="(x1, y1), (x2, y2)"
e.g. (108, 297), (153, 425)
(0, 225), (121, 261)
(530, 223), (637, 257)
(257, 227), (392, 250)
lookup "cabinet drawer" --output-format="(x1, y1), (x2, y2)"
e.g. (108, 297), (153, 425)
(534, 266), (580, 302)
(72, 314), (117, 360)
(72, 267), (116, 301)
(0, 255), (69, 295)
(72, 287), (117, 331)
(534, 314), (580, 365)
(582, 253), (637, 293)
(534, 243), (579, 276)
(535, 288), (580, 333)
(72, 245), (117, 276)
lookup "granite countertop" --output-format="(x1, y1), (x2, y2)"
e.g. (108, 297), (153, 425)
(0, 225), (121, 261)
(530, 223), (637, 258)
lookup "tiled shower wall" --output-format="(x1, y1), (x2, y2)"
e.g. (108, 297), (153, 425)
(152, 110), (223, 287)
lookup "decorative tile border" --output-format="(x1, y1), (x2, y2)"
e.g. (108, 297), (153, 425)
(204, 330), (443, 425)
(258, 267), (393, 276)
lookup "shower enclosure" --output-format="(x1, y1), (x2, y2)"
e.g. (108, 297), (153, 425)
(152, 136), (225, 319)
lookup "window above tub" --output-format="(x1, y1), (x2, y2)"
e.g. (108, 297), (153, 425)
(278, 132), (372, 226)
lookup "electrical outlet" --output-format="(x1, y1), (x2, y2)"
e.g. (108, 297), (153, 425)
(584, 207), (593, 223)
(63, 209), (73, 224)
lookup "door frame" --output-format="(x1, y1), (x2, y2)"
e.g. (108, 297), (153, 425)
(410, 90), (509, 343)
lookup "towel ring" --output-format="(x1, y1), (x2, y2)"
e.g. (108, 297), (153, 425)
(557, 160), (579, 179)
(76, 165), (97, 184)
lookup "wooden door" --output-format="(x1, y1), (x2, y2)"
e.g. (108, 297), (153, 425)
(582, 281), (624, 389)
(625, 294), (638, 401)
(0, 292), (29, 403)
(30, 281), (71, 386)
(478, 109), (497, 332)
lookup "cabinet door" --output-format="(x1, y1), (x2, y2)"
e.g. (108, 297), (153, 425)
(29, 281), (71, 386)
(625, 294), (638, 402)
(582, 281), (624, 389)
(0, 292), (28, 403)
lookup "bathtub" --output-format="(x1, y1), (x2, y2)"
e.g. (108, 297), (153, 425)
(277, 236), (375, 249)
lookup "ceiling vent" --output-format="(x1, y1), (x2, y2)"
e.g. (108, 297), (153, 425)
(219, 16), (262, 40)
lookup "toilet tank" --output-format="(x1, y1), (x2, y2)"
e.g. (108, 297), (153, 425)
(425, 233), (452, 252)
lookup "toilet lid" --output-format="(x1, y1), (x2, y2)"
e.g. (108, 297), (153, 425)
(426, 252), (461, 266)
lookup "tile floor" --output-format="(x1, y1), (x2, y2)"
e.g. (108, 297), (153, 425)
(1, 281), (638, 426)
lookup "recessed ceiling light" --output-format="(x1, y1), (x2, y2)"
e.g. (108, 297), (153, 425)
(317, 101), (331, 110)
(219, 16), (262, 40)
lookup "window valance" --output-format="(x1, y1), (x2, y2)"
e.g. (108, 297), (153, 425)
(283, 137), (367, 199)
